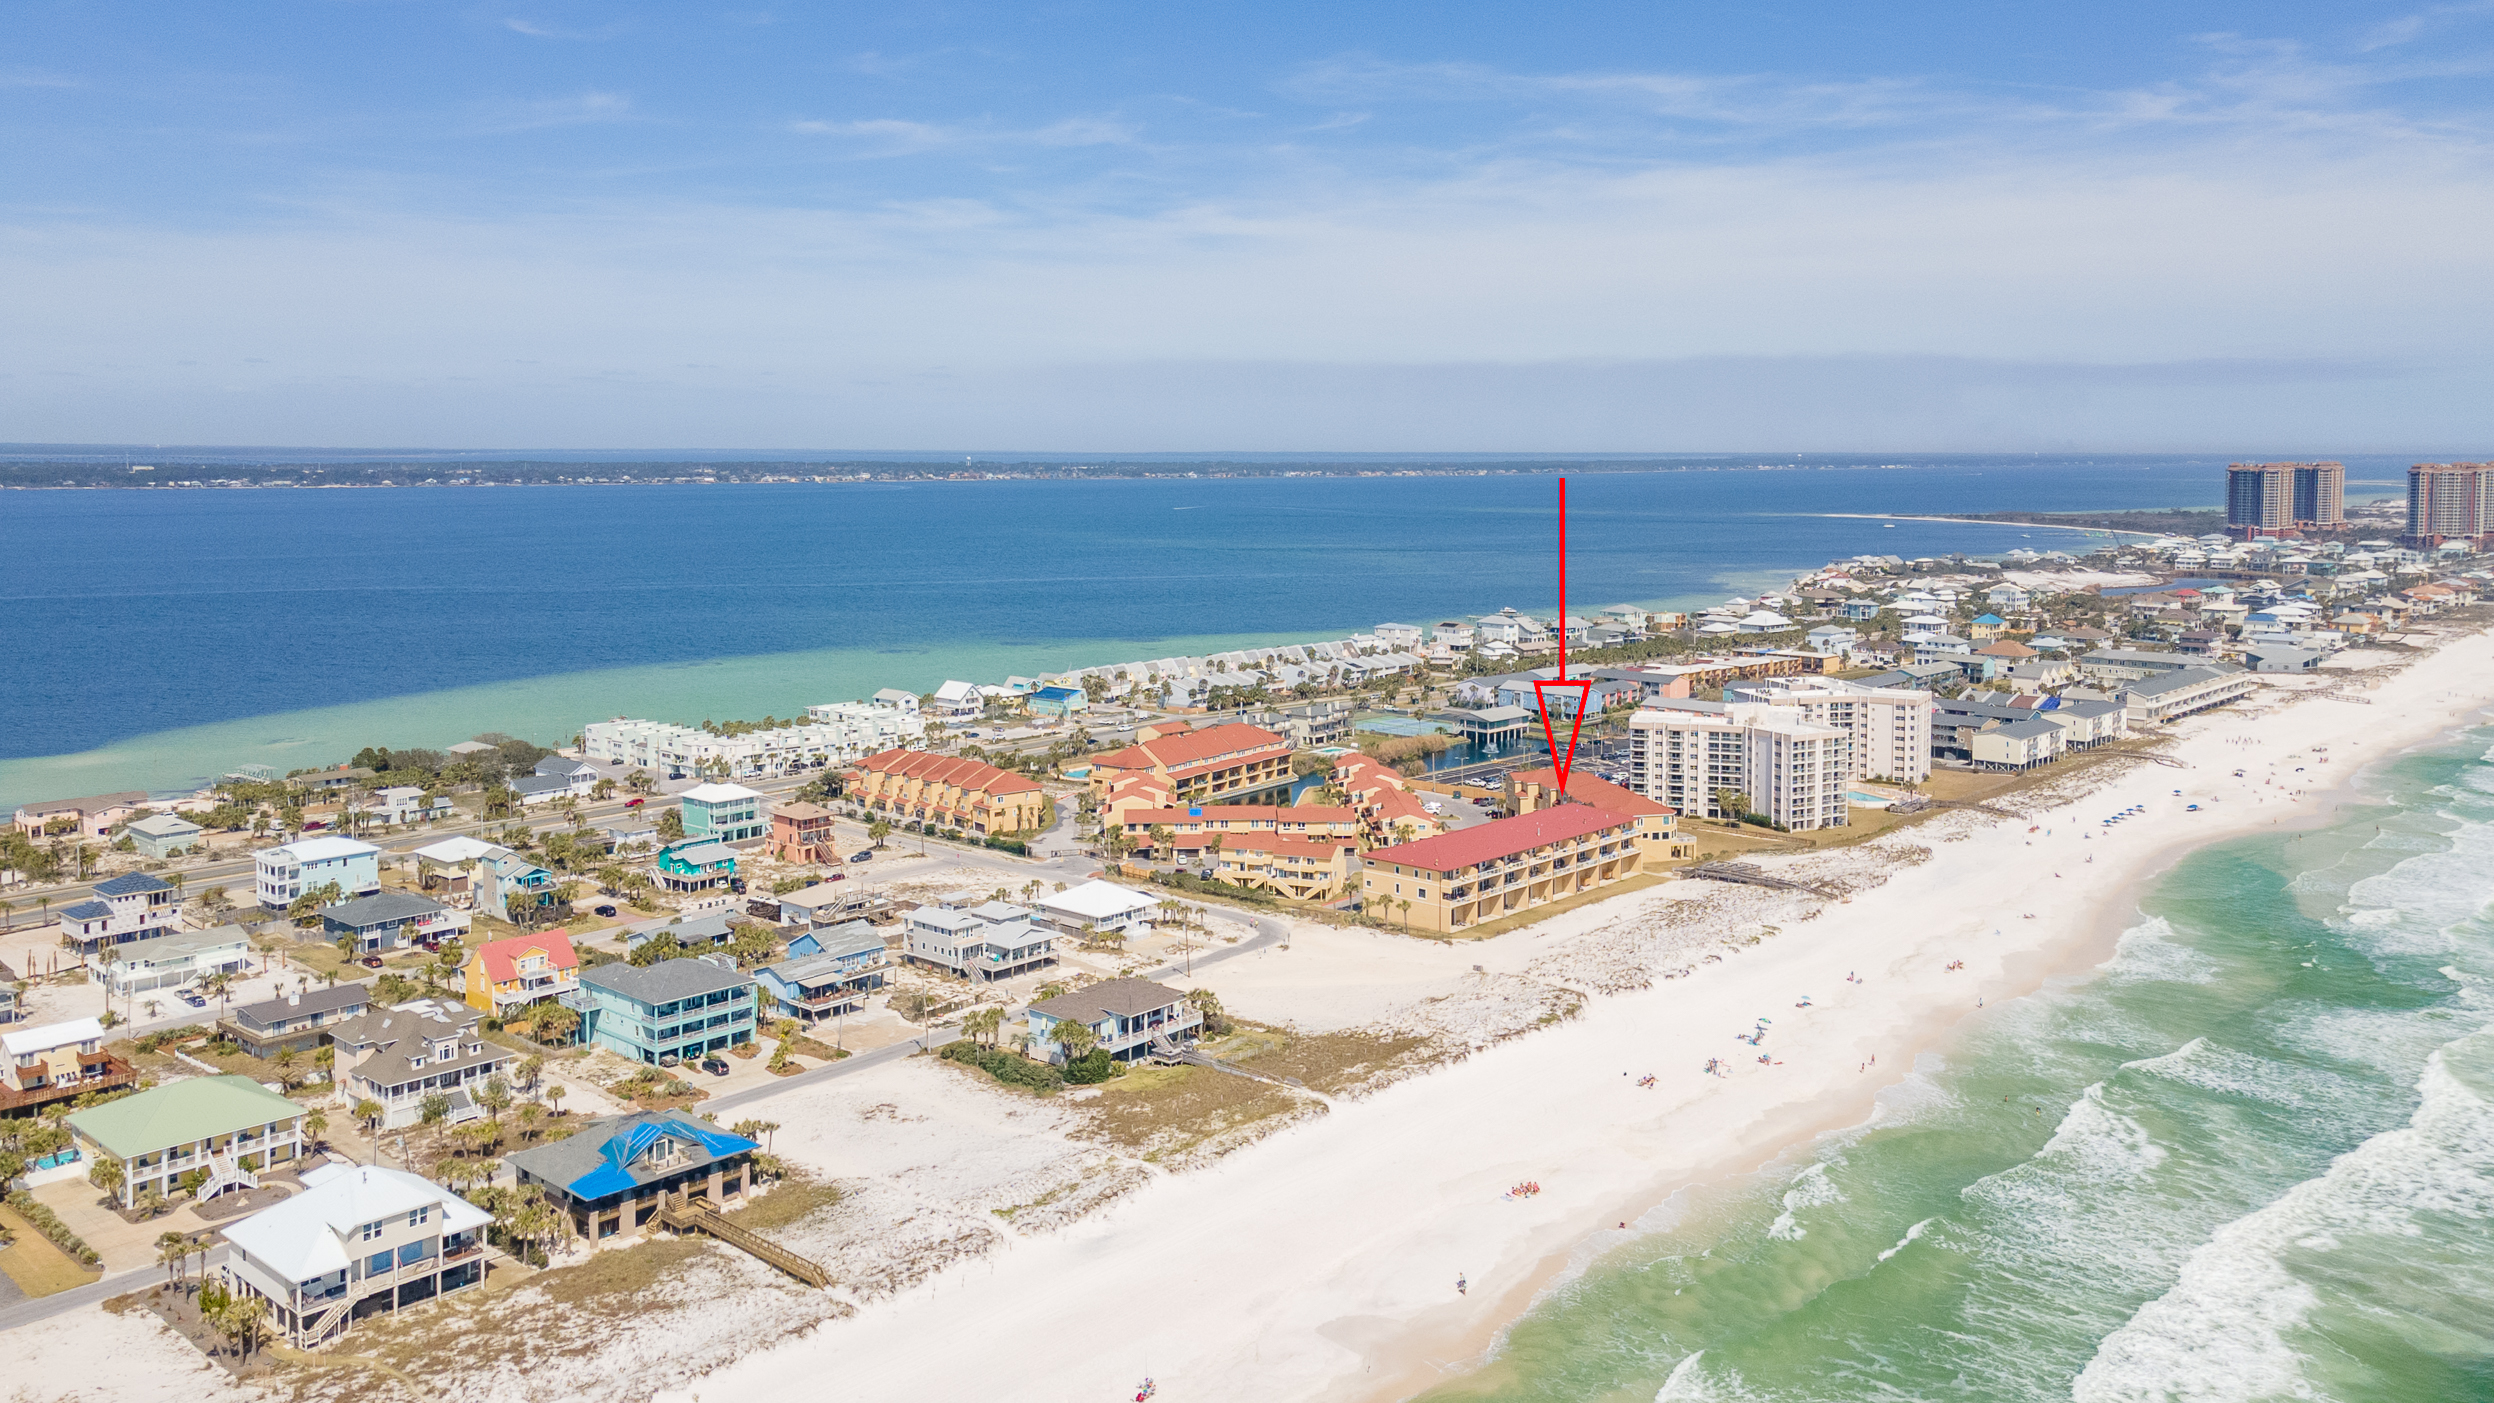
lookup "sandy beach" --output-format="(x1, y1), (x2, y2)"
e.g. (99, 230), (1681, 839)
(671, 623), (2494, 1403)
(11, 627), (2489, 1403)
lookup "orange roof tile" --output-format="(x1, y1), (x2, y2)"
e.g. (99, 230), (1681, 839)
(1367, 805), (1636, 874)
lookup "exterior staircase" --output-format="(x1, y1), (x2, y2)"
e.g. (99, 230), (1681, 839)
(656, 1192), (829, 1288)
(196, 1150), (261, 1202)
(299, 1296), (354, 1345)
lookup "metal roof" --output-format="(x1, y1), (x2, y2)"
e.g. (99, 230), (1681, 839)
(581, 957), (752, 1006)
(68, 1075), (304, 1159)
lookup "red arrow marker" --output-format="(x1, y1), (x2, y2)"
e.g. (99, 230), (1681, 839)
(1536, 478), (1590, 793)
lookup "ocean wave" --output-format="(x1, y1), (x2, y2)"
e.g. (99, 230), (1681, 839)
(1874, 1215), (1936, 1264)
(2120, 1036), (2356, 1115)
(2101, 917), (2224, 986)
(1765, 1161), (1846, 1241)
(2073, 1046), (2494, 1403)
(2337, 816), (2494, 964)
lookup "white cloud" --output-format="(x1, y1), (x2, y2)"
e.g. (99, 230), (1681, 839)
(785, 113), (1138, 155)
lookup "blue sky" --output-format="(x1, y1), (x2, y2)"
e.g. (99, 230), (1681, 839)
(7, 1), (2494, 451)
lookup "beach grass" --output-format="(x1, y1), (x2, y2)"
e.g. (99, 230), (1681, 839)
(1070, 1062), (1317, 1165)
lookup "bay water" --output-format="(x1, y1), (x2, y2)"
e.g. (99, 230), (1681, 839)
(0, 456), (2408, 805)
(1423, 726), (2494, 1401)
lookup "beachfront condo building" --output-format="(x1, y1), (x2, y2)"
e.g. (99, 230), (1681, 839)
(1722, 677), (1935, 784)
(2403, 462), (2491, 548)
(1209, 832), (1363, 900)
(1626, 703), (1852, 831)
(847, 749), (1051, 836)
(678, 782), (766, 844)
(1111, 802), (1362, 852)
(1503, 769), (1696, 862)
(1085, 721), (1294, 806)
(254, 836), (383, 912)
(1362, 805), (1646, 935)
(2225, 461), (2344, 538)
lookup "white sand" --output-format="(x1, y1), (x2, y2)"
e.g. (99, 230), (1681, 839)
(677, 624), (2494, 1403)
(1, 1300), (247, 1403)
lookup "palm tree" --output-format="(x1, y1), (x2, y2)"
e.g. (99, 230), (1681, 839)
(1048, 1016), (1099, 1066)
(420, 1092), (451, 1150)
(545, 1083), (568, 1117)
(304, 1108), (329, 1151)
(1397, 898), (1413, 931)
(157, 1230), (190, 1290)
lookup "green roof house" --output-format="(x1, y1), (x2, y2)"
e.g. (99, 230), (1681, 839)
(67, 1074), (307, 1207)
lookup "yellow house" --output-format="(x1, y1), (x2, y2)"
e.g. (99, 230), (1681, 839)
(463, 931), (582, 1015)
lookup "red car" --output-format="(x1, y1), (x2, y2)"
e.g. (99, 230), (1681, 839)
(624, 797), (645, 808)
(359, 956), (385, 969)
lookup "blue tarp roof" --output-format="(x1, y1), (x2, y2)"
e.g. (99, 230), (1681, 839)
(562, 1115), (761, 1200)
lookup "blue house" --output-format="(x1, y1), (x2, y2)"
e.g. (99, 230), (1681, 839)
(568, 958), (756, 1065)
(756, 924), (888, 1024)
(678, 784), (765, 844)
(653, 840), (737, 893)
(506, 1112), (759, 1242)
(1028, 685), (1089, 717)
(476, 845), (559, 921)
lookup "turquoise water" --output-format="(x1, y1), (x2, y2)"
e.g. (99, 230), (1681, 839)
(3, 462), (2248, 806)
(1427, 726), (2494, 1402)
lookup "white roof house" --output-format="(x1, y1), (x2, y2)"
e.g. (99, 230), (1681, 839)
(269, 836), (381, 864)
(1, 1016), (105, 1059)
(224, 1163), (492, 1284)
(413, 836), (498, 864)
(1034, 880), (1164, 932)
(679, 782), (764, 803)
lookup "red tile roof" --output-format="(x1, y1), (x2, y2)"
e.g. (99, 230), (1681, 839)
(1506, 768), (1676, 818)
(1366, 804), (1637, 874)
(1091, 723), (1288, 776)
(473, 930), (578, 983)
(853, 749), (1042, 795)
(1119, 804), (1358, 828)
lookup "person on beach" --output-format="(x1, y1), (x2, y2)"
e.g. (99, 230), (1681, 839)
(1457, 1274), (1467, 1296)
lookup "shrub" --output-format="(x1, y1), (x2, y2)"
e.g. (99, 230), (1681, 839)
(939, 1040), (1062, 1092)
(1063, 1049), (1118, 1084)
(5, 1191), (101, 1267)
(982, 836), (1028, 856)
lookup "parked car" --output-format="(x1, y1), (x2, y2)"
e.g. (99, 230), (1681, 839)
(359, 955), (384, 969)
(728, 878), (746, 894)
(658, 1053), (680, 1068)
(593, 904), (618, 917)
(702, 1055), (731, 1076)
(849, 850), (871, 862)
(824, 871), (846, 882)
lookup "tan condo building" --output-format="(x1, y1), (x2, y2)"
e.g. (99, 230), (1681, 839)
(1362, 805), (1645, 935)
(1086, 722), (1293, 806)
(846, 750), (1051, 836)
